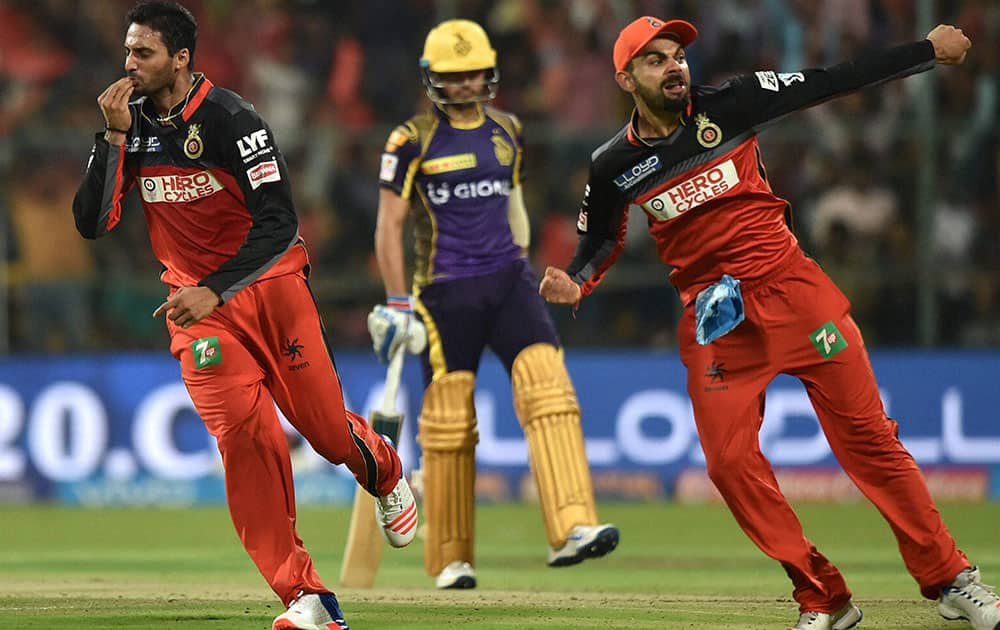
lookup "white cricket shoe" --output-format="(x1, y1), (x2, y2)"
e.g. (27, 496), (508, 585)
(375, 476), (418, 547)
(789, 601), (863, 629)
(939, 566), (1000, 630)
(272, 592), (349, 630)
(435, 560), (476, 589)
(547, 523), (619, 567)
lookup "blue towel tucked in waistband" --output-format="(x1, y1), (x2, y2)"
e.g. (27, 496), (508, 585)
(694, 274), (745, 345)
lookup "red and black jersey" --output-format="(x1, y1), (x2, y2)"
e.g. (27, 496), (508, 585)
(73, 74), (307, 302)
(567, 40), (935, 306)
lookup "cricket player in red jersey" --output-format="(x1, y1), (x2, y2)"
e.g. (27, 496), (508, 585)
(71, 3), (416, 629)
(541, 15), (1000, 630)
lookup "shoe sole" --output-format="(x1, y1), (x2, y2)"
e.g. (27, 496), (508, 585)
(438, 575), (477, 589)
(940, 609), (1000, 630)
(548, 527), (620, 568)
(833, 606), (862, 630)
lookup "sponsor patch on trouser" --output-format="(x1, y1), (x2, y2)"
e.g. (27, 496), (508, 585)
(810, 320), (848, 359)
(192, 336), (222, 368)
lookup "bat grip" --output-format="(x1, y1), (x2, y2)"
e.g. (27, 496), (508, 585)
(379, 344), (405, 415)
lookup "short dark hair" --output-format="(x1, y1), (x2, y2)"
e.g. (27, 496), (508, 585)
(126, 1), (198, 70)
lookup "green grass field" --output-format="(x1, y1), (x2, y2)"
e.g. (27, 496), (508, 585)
(2, 501), (997, 629)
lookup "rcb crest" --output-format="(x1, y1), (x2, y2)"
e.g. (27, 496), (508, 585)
(184, 123), (204, 159)
(695, 113), (723, 148)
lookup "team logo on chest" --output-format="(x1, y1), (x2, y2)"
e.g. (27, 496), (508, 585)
(184, 123), (204, 159)
(695, 113), (722, 148)
(492, 130), (514, 166)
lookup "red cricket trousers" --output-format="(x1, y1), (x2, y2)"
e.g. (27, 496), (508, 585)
(167, 271), (401, 605)
(678, 250), (968, 612)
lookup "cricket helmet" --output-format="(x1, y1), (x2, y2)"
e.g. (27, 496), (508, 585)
(420, 19), (499, 104)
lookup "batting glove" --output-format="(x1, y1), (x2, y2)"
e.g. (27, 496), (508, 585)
(367, 295), (427, 363)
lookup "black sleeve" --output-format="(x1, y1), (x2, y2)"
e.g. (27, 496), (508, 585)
(72, 133), (133, 239)
(198, 109), (299, 300)
(564, 167), (630, 297)
(733, 40), (936, 130)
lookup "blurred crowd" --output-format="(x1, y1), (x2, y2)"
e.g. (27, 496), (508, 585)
(1, 0), (998, 353)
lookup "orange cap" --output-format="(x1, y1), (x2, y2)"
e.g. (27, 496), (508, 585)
(613, 16), (698, 72)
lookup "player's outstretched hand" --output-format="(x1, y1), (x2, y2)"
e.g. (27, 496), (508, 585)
(539, 267), (581, 304)
(927, 24), (971, 65)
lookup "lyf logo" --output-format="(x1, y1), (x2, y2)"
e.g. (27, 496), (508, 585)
(237, 129), (269, 158)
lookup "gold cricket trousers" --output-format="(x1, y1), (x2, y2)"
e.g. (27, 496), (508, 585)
(678, 250), (968, 613)
(167, 270), (401, 605)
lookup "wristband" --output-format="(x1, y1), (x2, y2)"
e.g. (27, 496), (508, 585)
(386, 294), (412, 312)
(105, 126), (129, 134)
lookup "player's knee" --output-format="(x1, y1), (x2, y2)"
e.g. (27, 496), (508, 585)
(704, 447), (760, 488)
(511, 343), (579, 429)
(417, 371), (478, 451)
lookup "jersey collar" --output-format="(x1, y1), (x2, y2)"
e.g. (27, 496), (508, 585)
(142, 73), (213, 128)
(434, 102), (486, 129)
(626, 106), (688, 147)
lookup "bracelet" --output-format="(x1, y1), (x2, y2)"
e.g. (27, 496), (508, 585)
(105, 126), (129, 134)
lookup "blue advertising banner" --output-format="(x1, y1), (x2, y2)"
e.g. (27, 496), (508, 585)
(0, 351), (997, 504)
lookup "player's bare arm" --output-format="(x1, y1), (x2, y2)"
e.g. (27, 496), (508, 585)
(926, 24), (971, 65)
(152, 286), (221, 328)
(374, 188), (410, 296)
(539, 267), (581, 304)
(97, 77), (133, 144)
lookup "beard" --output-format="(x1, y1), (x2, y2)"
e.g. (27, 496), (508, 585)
(634, 73), (689, 113)
(128, 67), (173, 97)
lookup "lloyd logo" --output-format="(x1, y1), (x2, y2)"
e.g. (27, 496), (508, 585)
(641, 159), (740, 221)
(237, 129), (269, 158)
(614, 155), (662, 191)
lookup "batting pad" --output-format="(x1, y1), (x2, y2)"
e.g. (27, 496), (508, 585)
(512, 343), (598, 548)
(417, 370), (478, 577)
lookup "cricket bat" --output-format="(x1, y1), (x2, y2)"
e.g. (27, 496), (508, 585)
(339, 345), (407, 588)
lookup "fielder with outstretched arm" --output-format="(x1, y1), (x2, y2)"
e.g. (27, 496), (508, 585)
(541, 15), (998, 630)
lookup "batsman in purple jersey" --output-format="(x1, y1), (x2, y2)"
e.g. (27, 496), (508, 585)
(369, 19), (618, 590)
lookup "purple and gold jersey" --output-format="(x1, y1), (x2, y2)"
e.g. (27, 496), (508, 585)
(379, 105), (523, 288)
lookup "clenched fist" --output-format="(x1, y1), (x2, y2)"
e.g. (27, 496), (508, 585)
(926, 24), (971, 65)
(539, 267), (581, 304)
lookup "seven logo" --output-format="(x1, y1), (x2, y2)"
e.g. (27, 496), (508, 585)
(282, 338), (304, 361)
(237, 129), (269, 158)
(705, 361), (727, 383)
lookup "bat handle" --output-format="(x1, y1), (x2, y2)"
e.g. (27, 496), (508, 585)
(379, 344), (405, 416)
